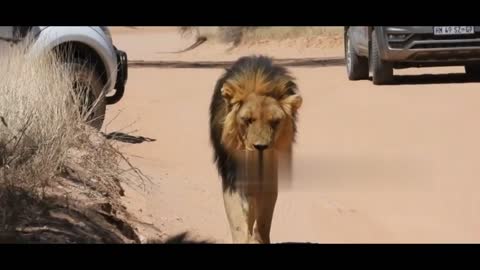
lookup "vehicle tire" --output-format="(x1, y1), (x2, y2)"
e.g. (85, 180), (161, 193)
(370, 30), (394, 85)
(68, 62), (106, 130)
(464, 64), (480, 78)
(345, 31), (369, 80)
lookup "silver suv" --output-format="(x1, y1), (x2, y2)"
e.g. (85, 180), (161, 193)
(345, 26), (480, 85)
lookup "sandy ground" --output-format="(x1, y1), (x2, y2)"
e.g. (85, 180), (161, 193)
(106, 27), (480, 243)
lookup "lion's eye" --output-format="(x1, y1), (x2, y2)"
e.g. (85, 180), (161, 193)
(270, 119), (280, 128)
(243, 117), (254, 125)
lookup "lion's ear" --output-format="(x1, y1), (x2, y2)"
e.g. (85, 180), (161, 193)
(278, 79), (301, 113)
(221, 86), (243, 105)
(281, 94), (302, 115)
(221, 86), (233, 102)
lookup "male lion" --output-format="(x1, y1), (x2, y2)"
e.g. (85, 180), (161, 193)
(209, 55), (302, 243)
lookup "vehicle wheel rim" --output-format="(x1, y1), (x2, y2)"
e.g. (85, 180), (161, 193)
(346, 39), (352, 74)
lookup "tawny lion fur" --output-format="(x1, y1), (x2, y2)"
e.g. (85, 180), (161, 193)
(209, 55), (302, 243)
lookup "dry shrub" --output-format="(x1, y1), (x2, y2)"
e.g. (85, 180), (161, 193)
(177, 27), (252, 45)
(0, 40), (82, 191)
(241, 27), (343, 42)
(0, 39), (145, 240)
(177, 27), (343, 46)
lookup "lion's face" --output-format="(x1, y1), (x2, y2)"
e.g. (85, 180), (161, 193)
(218, 63), (302, 153)
(221, 90), (302, 152)
(236, 94), (286, 151)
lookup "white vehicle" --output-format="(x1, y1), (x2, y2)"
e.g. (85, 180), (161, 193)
(0, 26), (128, 129)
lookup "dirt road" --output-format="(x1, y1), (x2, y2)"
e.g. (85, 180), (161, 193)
(107, 28), (480, 243)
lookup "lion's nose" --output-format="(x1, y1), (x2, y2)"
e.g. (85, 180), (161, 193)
(253, 144), (268, 151)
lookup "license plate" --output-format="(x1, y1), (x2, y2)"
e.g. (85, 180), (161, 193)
(434, 26), (474, 35)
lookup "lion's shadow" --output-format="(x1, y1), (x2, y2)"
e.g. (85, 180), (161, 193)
(152, 232), (316, 244)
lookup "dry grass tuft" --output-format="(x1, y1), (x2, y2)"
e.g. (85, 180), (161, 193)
(0, 39), (146, 242)
(0, 40), (82, 193)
